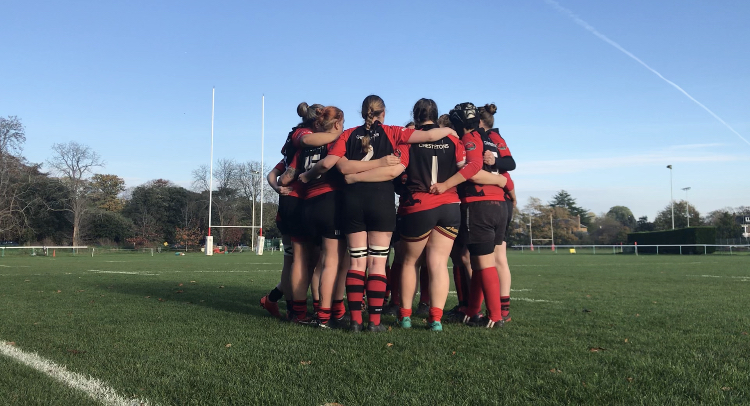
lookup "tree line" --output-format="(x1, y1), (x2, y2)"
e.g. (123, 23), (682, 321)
(1, 116), (746, 248)
(0, 116), (279, 248)
(508, 190), (749, 246)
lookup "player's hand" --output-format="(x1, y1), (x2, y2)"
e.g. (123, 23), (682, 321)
(299, 171), (311, 184)
(430, 182), (449, 195)
(483, 151), (495, 165)
(379, 154), (401, 167)
(512, 199), (517, 209)
(344, 174), (358, 184)
(277, 186), (292, 195)
(447, 128), (458, 138)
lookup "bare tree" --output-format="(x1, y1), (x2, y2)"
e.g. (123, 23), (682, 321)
(0, 116), (26, 158)
(0, 117), (33, 238)
(47, 141), (104, 246)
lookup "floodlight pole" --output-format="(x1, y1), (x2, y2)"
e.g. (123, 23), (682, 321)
(682, 187), (691, 227)
(667, 165), (674, 229)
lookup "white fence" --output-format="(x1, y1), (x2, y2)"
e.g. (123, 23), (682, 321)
(512, 244), (750, 255)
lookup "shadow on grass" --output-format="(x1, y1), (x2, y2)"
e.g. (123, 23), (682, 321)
(88, 279), (285, 319)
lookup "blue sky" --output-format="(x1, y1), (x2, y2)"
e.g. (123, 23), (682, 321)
(3, 0), (748, 220)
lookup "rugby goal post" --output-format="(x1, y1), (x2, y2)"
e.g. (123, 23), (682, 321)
(205, 90), (266, 255)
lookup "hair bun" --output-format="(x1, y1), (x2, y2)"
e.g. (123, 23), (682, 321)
(484, 103), (497, 115)
(297, 102), (309, 118)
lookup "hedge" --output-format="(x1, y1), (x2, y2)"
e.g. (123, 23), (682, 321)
(627, 227), (717, 254)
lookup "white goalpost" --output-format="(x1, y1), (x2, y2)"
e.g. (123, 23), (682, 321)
(205, 90), (265, 256)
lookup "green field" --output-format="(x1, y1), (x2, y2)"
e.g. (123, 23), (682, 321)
(1, 252), (748, 405)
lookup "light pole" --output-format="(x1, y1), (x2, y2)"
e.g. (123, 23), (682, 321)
(682, 187), (691, 227)
(667, 165), (674, 229)
(250, 170), (261, 250)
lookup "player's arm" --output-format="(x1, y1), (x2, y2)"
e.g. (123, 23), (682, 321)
(335, 155), (401, 175)
(299, 154), (340, 183)
(344, 164), (405, 184)
(301, 128), (343, 147)
(267, 162), (291, 195)
(429, 133), (482, 194)
(406, 127), (458, 143)
(509, 188), (517, 209)
(494, 155), (516, 172)
(470, 170), (508, 187)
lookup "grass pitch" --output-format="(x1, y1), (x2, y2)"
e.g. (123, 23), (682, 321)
(1, 251), (748, 405)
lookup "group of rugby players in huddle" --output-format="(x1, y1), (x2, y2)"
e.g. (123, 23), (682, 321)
(259, 95), (516, 332)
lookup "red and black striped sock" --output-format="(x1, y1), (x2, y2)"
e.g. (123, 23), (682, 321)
(501, 296), (510, 318)
(318, 307), (331, 324)
(313, 299), (320, 315)
(428, 307), (443, 323)
(268, 287), (283, 302)
(291, 300), (307, 320)
(399, 307), (412, 321)
(388, 262), (403, 306)
(366, 274), (388, 325)
(419, 264), (431, 305)
(467, 268), (484, 317)
(332, 299), (346, 319)
(480, 267), (502, 322)
(345, 270), (366, 325)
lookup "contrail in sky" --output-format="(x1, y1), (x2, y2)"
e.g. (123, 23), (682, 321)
(544, 0), (750, 147)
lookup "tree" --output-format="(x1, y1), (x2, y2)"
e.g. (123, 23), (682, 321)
(704, 209), (743, 240)
(549, 190), (590, 226)
(90, 174), (126, 212)
(606, 206), (636, 229)
(654, 200), (702, 230)
(0, 116), (26, 158)
(635, 216), (655, 232)
(47, 142), (104, 246)
(590, 215), (630, 244)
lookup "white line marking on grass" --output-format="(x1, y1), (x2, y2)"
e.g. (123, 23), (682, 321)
(446, 292), (559, 303)
(687, 275), (750, 281)
(513, 297), (561, 303)
(87, 270), (159, 276)
(0, 341), (152, 406)
(105, 261), (129, 263)
(0, 265), (30, 268)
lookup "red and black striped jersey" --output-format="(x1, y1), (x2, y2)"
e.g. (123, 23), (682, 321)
(397, 124), (465, 215)
(458, 130), (506, 203)
(329, 123), (414, 162)
(279, 127), (312, 198)
(297, 142), (343, 199)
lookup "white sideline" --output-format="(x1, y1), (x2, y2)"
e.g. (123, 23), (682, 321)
(0, 341), (152, 406)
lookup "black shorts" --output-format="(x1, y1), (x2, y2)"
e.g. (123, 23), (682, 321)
(342, 183), (397, 234)
(400, 204), (460, 242)
(277, 195), (305, 238)
(460, 200), (508, 256)
(305, 191), (344, 240)
(505, 200), (514, 243)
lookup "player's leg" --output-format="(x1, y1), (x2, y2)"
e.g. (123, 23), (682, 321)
(424, 229), (456, 331)
(365, 230), (393, 331)
(345, 231), (368, 331)
(495, 242), (511, 322)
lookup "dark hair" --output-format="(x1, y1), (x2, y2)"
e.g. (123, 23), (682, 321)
(437, 114), (453, 129)
(313, 106), (344, 132)
(361, 95), (385, 153)
(405, 121), (415, 129)
(412, 98), (438, 127)
(297, 102), (324, 128)
(477, 103), (497, 129)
